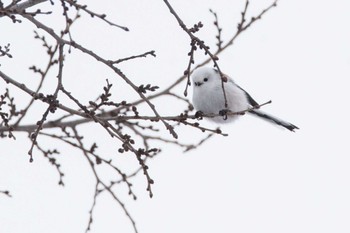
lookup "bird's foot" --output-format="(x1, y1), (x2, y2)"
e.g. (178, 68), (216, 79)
(195, 110), (204, 120)
(219, 109), (230, 120)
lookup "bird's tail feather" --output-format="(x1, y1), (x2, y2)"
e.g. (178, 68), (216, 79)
(249, 109), (299, 132)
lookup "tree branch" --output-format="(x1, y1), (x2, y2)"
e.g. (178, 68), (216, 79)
(10, 0), (48, 11)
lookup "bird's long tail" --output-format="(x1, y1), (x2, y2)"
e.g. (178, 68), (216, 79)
(249, 109), (299, 132)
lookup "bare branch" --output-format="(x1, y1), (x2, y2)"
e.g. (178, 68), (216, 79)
(0, 1), (280, 231)
(112, 50), (156, 64)
(10, 0), (49, 11)
(13, 31), (60, 127)
(209, 9), (223, 50)
(63, 0), (129, 31)
(72, 128), (138, 233)
(0, 44), (12, 58)
(162, 0), (228, 107)
(27, 44), (63, 162)
(20, 13), (178, 138)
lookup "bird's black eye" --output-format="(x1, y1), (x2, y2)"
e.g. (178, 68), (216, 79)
(203, 78), (208, 82)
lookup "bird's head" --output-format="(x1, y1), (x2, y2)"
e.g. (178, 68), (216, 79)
(191, 67), (220, 88)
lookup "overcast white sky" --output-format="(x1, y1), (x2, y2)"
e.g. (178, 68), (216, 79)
(1, 0), (350, 233)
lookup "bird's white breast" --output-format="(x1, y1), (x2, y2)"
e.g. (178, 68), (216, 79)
(192, 82), (249, 123)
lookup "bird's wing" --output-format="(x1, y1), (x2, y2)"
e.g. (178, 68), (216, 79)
(214, 68), (260, 107)
(236, 85), (260, 107)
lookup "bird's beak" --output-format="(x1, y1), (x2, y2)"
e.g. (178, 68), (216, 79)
(194, 82), (202, 87)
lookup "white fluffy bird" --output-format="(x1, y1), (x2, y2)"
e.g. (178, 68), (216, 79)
(191, 67), (299, 131)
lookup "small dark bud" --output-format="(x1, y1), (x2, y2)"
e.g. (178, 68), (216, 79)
(96, 156), (102, 165)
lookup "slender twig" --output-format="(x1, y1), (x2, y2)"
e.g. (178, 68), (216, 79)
(0, 44), (12, 58)
(85, 182), (98, 233)
(183, 41), (196, 97)
(63, 0), (129, 31)
(20, 13), (178, 138)
(209, 9), (223, 50)
(38, 130), (137, 199)
(72, 128), (138, 233)
(162, 0), (228, 107)
(0, 70), (87, 117)
(34, 142), (64, 185)
(13, 40), (59, 127)
(60, 85), (155, 197)
(152, 0), (278, 103)
(10, 0), (48, 11)
(27, 43), (64, 162)
(0, 190), (12, 197)
(112, 50), (156, 64)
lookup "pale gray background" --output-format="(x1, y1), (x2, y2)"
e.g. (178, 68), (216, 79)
(1, 0), (350, 233)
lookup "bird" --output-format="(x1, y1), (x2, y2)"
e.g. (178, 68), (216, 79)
(191, 66), (299, 132)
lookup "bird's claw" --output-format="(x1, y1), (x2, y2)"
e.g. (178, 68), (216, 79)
(219, 109), (230, 120)
(195, 110), (204, 119)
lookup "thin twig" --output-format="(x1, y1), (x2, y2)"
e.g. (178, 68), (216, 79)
(20, 13), (178, 138)
(63, 0), (129, 31)
(162, 0), (228, 107)
(72, 128), (138, 233)
(0, 190), (12, 197)
(27, 43), (64, 162)
(112, 50), (156, 64)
